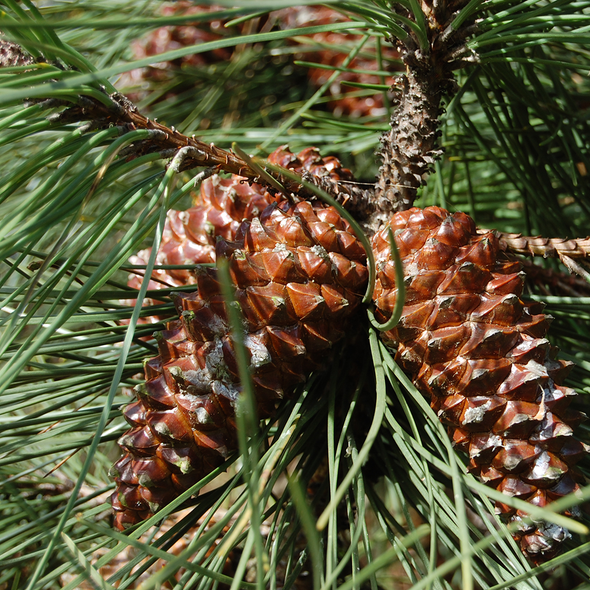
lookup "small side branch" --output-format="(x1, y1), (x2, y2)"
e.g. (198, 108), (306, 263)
(495, 230), (590, 280)
(496, 231), (590, 259)
(54, 93), (376, 215)
(518, 259), (590, 297)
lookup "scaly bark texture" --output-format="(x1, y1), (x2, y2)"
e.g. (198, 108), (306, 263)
(0, 39), (35, 67)
(495, 231), (590, 279)
(372, 206), (588, 561)
(375, 67), (444, 217)
(374, 0), (477, 220)
(496, 232), (590, 260)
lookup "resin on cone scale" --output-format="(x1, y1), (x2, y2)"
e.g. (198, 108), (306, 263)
(112, 195), (368, 529)
(372, 206), (588, 561)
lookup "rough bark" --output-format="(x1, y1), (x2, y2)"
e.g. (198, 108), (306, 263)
(372, 0), (478, 223)
(375, 67), (444, 218)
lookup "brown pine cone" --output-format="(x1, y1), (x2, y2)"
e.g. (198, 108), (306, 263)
(119, 2), (233, 98)
(277, 6), (400, 118)
(372, 206), (588, 562)
(124, 146), (353, 322)
(112, 197), (368, 529)
(126, 174), (275, 292)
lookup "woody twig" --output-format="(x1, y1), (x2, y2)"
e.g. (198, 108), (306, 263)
(494, 230), (590, 279)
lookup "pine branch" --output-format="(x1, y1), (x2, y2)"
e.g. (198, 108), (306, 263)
(4, 4), (590, 586)
(0, 39), (376, 219)
(65, 92), (378, 216)
(495, 230), (590, 280)
(0, 44), (373, 220)
(496, 232), (590, 260)
(373, 0), (479, 222)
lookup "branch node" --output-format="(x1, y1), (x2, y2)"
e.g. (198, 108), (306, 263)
(168, 146), (205, 172)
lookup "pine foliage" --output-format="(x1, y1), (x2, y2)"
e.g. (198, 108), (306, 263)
(1, 1), (590, 589)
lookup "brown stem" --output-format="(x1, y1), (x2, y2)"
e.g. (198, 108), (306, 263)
(375, 67), (443, 216)
(2, 34), (376, 217)
(493, 229), (590, 280)
(54, 93), (376, 217)
(494, 231), (590, 259)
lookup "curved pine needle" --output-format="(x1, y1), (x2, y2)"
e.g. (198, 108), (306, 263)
(367, 227), (406, 331)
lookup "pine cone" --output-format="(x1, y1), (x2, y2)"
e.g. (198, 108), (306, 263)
(277, 6), (400, 118)
(119, 2), (234, 98)
(372, 206), (588, 561)
(125, 146), (353, 321)
(112, 194), (368, 529)
(126, 174), (275, 301)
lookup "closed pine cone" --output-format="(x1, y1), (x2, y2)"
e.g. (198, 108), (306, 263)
(112, 196), (368, 529)
(126, 173), (275, 296)
(372, 206), (588, 561)
(125, 146), (353, 321)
